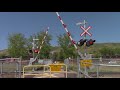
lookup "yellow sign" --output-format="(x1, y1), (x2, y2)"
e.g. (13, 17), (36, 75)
(49, 64), (62, 71)
(80, 60), (92, 67)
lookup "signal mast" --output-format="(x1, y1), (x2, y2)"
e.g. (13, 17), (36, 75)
(76, 20), (95, 57)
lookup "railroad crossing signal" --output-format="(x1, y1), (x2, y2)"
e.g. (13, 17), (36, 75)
(77, 39), (87, 46)
(86, 39), (96, 47)
(80, 26), (92, 37)
(34, 49), (40, 53)
(77, 39), (96, 47)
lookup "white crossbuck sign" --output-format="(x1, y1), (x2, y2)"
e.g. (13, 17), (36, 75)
(80, 26), (92, 37)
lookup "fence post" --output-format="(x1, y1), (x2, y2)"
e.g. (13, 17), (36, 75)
(77, 56), (81, 78)
(19, 56), (22, 78)
(96, 57), (102, 78)
(1, 62), (3, 75)
(96, 65), (99, 78)
(16, 62), (19, 78)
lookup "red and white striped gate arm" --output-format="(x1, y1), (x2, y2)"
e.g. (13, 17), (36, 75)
(29, 27), (49, 65)
(38, 27), (49, 54)
(34, 27), (49, 60)
(56, 12), (84, 59)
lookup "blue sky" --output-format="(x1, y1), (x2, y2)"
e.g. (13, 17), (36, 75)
(0, 12), (120, 50)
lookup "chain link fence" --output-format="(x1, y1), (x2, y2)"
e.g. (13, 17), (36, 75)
(64, 57), (120, 78)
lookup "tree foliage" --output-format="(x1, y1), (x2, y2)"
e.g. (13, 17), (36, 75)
(99, 46), (120, 58)
(57, 33), (77, 60)
(8, 33), (28, 59)
(7, 31), (52, 60)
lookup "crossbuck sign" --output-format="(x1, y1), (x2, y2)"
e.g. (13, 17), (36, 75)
(80, 26), (92, 37)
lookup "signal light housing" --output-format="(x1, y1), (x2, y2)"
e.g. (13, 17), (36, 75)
(29, 50), (33, 53)
(86, 39), (96, 47)
(29, 49), (40, 54)
(77, 39), (87, 46)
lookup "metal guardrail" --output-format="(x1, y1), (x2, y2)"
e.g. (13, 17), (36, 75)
(23, 64), (68, 78)
(23, 65), (51, 78)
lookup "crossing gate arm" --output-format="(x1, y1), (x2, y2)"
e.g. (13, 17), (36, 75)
(55, 12), (84, 59)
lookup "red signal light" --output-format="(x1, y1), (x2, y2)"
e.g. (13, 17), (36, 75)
(34, 49), (39, 53)
(86, 39), (96, 47)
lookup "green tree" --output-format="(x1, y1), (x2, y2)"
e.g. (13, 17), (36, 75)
(52, 52), (59, 61)
(99, 47), (109, 58)
(99, 46), (115, 58)
(8, 33), (28, 59)
(57, 34), (77, 60)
